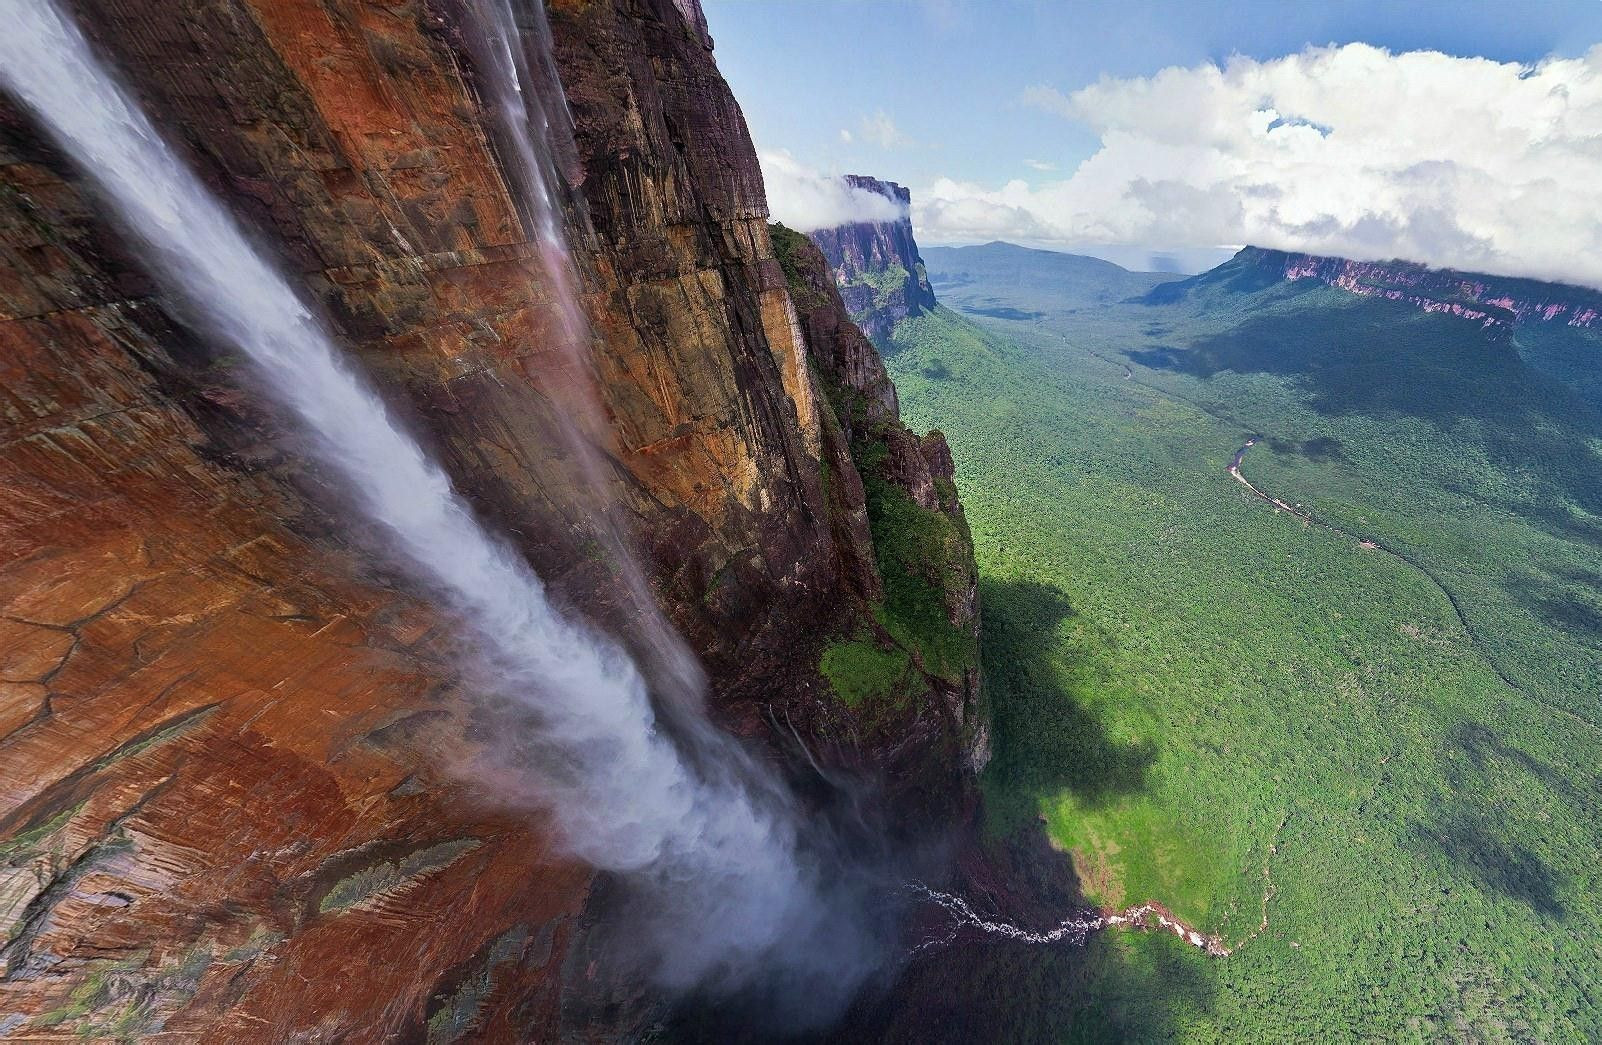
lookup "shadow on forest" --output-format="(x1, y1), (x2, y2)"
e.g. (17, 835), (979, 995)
(1413, 811), (1566, 920)
(1120, 299), (1602, 520)
(958, 303), (1046, 322)
(1438, 477), (1602, 560)
(1547, 562), (1602, 590)
(1411, 721), (1574, 920)
(980, 577), (1157, 815)
(1449, 722), (1573, 798)
(829, 578), (1207, 1044)
(1522, 500), (1602, 552)
(1263, 434), (1346, 462)
(1506, 572), (1602, 643)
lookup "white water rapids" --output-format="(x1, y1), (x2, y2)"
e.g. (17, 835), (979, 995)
(0, 0), (875, 1009)
(908, 885), (1229, 957)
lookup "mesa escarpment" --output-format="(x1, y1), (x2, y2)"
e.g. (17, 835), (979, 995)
(1145, 245), (1602, 408)
(0, 0), (982, 1037)
(806, 176), (937, 340)
(1241, 247), (1602, 331)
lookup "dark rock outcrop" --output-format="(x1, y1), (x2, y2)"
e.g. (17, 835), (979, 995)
(806, 176), (937, 340)
(0, 0), (982, 1036)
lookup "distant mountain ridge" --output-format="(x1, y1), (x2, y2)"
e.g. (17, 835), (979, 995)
(923, 241), (1184, 318)
(1151, 246), (1602, 332)
(806, 176), (936, 339)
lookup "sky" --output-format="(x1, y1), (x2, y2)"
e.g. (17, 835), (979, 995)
(703, 0), (1602, 280)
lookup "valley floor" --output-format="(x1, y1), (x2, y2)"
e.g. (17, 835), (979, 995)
(880, 296), (1602, 1040)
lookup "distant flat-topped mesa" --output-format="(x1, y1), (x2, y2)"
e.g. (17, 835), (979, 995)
(1223, 247), (1602, 331)
(807, 176), (936, 340)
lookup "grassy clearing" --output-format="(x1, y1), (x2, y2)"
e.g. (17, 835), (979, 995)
(820, 636), (912, 709)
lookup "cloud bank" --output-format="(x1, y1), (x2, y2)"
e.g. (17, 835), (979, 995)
(760, 150), (909, 231)
(918, 44), (1602, 287)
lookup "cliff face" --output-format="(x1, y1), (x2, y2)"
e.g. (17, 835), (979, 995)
(773, 224), (987, 784)
(0, 0), (979, 1037)
(1245, 247), (1602, 331)
(806, 176), (937, 340)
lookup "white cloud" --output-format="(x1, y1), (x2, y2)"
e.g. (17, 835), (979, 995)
(859, 110), (911, 149)
(919, 44), (1602, 287)
(839, 128), (853, 143)
(758, 150), (909, 232)
(1024, 159), (1058, 172)
(1018, 84), (1076, 119)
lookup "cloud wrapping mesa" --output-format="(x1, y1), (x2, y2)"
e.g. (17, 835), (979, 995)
(760, 151), (909, 231)
(919, 44), (1602, 287)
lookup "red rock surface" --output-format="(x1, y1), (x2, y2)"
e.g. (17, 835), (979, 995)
(1261, 247), (1602, 330)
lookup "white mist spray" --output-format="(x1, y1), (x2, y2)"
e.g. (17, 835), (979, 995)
(0, 0), (881, 1012)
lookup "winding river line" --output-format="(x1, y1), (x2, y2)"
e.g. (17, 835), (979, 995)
(908, 813), (1290, 960)
(1066, 329), (1563, 721)
(909, 886), (1231, 957)
(1228, 440), (1602, 737)
(1228, 437), (1515, 685)
(920, 321), (1595, 971)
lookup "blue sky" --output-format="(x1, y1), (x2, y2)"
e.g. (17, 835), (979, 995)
(702, 1), (1602, 279)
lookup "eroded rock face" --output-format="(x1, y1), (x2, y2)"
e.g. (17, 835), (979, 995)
(0, 256), (591, 1038)
(0, 0), (981, 1036)
(806, 176), (937, 340)
(544, 0), (854, 707)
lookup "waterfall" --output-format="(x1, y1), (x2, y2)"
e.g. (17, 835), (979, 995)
(0, 0), (881, 1014)
(457, 0), (707, 713)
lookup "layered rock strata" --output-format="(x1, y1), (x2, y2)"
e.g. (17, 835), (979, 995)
(1251, 247), (1602, 331)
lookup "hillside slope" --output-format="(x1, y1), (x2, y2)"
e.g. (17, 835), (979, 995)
(1152, 246), (1602, 407)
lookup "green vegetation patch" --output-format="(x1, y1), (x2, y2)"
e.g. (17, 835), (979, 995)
(862, 473), (974, 682)
(32, 954), (148, 1034)
(0, 799), (86, 862)
(819, 636), (911, 709)
(425, 927), (529, 1045)
(93, 703), (219, 772)
(768, 223), (830, 312)
(852, 261), (911, 301)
